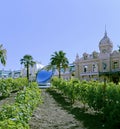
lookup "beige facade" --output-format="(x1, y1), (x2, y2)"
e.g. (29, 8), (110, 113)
(75, 31), (120, 83)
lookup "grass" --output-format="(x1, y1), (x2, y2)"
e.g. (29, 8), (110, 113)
(47, 88), (115, 129)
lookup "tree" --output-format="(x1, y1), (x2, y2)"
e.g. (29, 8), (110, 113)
(50, 50), (69, 78)
(20, 54), (35, 81)
(0, 44), (7, 66)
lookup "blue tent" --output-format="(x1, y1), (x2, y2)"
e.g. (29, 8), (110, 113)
(36, 70), (53, 86)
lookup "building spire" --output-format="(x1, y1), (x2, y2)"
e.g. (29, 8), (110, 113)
(75, 53), (79, 62)
(104, 24), (107, 37)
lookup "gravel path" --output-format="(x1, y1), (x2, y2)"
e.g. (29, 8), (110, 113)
(29, 89), (86, 129)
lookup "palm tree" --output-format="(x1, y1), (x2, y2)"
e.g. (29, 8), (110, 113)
(50, 50), (69, 78)
(20, 54), (35, 81)
(0, 44), (7, 66)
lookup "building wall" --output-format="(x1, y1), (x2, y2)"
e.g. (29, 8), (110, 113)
(74, 31), (120, 83)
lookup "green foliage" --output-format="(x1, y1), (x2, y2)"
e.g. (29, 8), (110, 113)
(0, 79), (11, 97)
(0, 44), (7, 66)
(51, 78), (120, 127)
(20, 54), (36, 81)
(0, 78), (28, 98)
(50, 50), (69, 78)
(0, 81), (41, 128)
(103, 84), (120, 127)
(0, 119), (29, 129)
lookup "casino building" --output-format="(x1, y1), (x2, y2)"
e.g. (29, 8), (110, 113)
(74, 30), (120, 84)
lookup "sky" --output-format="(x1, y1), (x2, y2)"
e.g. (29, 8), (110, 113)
(0, 0), (120, 70)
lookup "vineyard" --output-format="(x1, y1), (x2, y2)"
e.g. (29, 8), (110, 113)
(51, 77), (120, 128)
(0, 77), (120, 129)
(0, 78), (42, 129)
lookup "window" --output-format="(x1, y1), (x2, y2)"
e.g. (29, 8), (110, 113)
(84, 65), (88, 73)
(102, 49), (106, 53)
(102, 62), (107, 70)
(92, 64), (98, 72)
(113, 61), (119, 69)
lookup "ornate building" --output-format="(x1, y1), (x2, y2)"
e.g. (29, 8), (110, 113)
(75, 30), (120, 83)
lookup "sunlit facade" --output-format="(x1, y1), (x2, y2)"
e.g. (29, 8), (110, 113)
(74, 31), (120, 83)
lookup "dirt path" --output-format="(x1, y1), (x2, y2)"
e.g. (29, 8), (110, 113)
(29, 89), (86, 129)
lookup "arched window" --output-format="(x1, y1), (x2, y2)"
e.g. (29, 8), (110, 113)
(83, 65), (88, 73)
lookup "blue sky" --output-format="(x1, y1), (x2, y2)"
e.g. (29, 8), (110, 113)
(0, 0), (120, 70)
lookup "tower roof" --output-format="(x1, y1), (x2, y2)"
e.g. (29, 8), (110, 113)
(99, 30), (113, 48)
